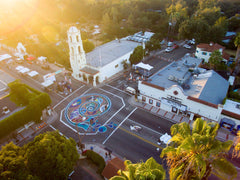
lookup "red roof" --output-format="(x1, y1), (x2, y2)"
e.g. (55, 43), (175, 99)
(222, 51), (230, 61)
(101, 157), (125, 179)
(197, 43), (225, 52)
(197, 43), (230, 60)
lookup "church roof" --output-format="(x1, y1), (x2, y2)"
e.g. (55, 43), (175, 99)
(86, 39), (141, 68)
(80, 66), (99, 75)
(68, 26), (79, 33)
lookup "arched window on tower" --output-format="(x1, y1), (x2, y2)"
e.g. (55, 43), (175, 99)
(70, 36), (72, 43)
(71, 47), (74, 56)
(76, 36), (79, 42)
(78, 46), (81, 54)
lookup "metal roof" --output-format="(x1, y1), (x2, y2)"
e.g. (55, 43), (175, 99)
(86, 39), (140, 68)
(147, 56), (229, 105)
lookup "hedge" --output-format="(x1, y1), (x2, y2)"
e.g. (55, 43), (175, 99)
(0, 83), (52, 139)
(83, 150), (106, 174)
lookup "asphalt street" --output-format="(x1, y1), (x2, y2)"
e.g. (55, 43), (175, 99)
(0, 45), (191, 165)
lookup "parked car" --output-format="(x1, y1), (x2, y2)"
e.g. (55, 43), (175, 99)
(173, 44), (179, 49)
(41, 64), (51, 70)
(187, 39), (195, 45)
(2, 106), (10, 115)
(165, 47), (173, 52)
(183, 44), (191, 49)
(167, 41), (174, 47)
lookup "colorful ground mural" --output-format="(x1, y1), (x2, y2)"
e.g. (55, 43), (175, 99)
(65, 93), (117, 132)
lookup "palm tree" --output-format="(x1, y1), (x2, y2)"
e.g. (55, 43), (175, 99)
(161, 118), (237, 180)
(232, 131), (240, 158)
(234, 33), (240, 62)
(110, 157), (165, 180)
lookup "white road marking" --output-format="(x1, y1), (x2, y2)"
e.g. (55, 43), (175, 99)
(49, 124), (68, 139)
(53, 85), (89, 109)
(58, 87), (126, 135)
(103, 107), (137, 144)
(59, 109), (99, 135)
(105, 84), (130, 95)
(127, 118), (163, 136)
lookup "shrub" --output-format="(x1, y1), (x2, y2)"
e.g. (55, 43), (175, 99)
(83, 150), (106, 173)
(0, 82), (52, 139)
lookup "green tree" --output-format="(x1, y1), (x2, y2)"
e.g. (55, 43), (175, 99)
(198, 0), (218, 10)
(234, 33), (240, 62)
(209, 50), (224, 69)
(110, 157), (165, 180)
(129, 46), (144, 65)
(0, 142), (37, 180)
(178, 18), (210, 43)
(161, 118), (237, 180)
(83, 39), (95, 53)
(24, 131), (79, 180)
(145, 37), (161, 53)
(232, 131), (240, 158)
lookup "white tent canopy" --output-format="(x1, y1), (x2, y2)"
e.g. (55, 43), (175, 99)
(38, 56), (47, 62)
(0, 54), (12, 61)
(135, 62), (153, 71)
(43, 73), (56, 82)
(28, 71), (39, 77)
(16, 66), (25, 71)
(19, 67), (30, 74)
(41, 80), (54, 88)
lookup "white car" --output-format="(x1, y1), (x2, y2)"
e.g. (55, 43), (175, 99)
(165, 47), (173, 52)
(2, 106), (10, 115)
(183, 44), (191, 49)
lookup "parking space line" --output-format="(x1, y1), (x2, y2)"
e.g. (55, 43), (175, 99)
(127, 118), (163, 136)
(103, 107), (137, 144)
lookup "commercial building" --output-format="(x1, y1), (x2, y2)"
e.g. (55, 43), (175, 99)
(138, 55), (229, 122)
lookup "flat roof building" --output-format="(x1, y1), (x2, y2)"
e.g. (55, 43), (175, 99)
(138, 55), (229, 122)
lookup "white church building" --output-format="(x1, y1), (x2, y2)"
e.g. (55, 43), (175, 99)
(68, 26), (142, 86)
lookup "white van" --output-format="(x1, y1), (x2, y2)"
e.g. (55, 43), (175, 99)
(167, 42), (173, 47)
(125, 87), (136, 95)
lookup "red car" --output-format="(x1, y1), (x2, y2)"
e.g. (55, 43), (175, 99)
(173, 44), (179, 49)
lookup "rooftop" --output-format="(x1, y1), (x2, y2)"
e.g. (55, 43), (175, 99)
(223, 99), (240, 116)
(146, 56), (229, 105)
(196, 43), (225, 52)
(86, 39), (140, 68)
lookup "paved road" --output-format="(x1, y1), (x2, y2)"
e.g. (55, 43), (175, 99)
(0, 46), (186, 167)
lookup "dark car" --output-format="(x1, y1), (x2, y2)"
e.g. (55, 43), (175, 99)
(41, 64), (51, 70)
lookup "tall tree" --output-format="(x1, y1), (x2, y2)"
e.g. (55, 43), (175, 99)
(234, 33), (240, 62)
(110, 157), (165, 180)
(0, 142), (36, 180)
(129, 46), (144, 65)
(209, 50), (224, 69)
(24, 131), (79, 180)
(232, 131), (240, 158)
(178, 18), (210, 43)
(161, 118), (237, 180)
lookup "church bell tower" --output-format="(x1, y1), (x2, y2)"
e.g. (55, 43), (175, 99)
(68, 26), (86, 80)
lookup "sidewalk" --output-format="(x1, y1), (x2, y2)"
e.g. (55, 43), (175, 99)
(13, 110), (58, 146)
(128, 96), (237, 142)
(82, 143), (118, 163)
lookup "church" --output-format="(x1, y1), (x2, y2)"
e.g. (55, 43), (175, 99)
(67, 26), (142, 86)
